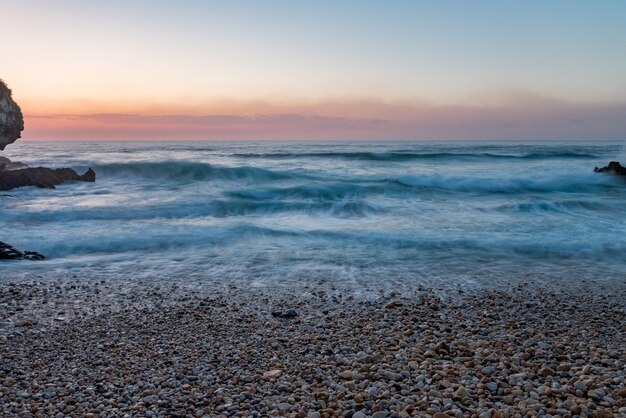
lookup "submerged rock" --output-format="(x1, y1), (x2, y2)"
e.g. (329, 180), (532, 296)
(0, 241), (44, 261)
(0, 80), (24, 151)
(0, 162), (96, 190)
(594, 161), (626, 176)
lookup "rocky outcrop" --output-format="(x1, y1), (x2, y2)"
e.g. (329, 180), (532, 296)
(0, 80), (97, 190)
(0, 156), (27, 170)
(594, 161), (626, 176)
(0, 159), (95, 190)
(0, 80), (24, 150)
(0, 241), (45, 261)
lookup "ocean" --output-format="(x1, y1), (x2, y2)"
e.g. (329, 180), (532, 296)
(2, 141), (625, 293)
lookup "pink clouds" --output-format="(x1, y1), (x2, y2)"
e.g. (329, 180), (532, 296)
(21, 97), (626, 141)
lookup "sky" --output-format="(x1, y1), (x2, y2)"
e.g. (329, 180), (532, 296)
(2, 0), (626, 141)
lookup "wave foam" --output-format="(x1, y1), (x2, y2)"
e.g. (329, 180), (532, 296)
(94, 161), (296, 182)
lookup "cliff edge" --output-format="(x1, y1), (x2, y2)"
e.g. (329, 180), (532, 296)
(0, 79), (24, 150)
(0, 79), (96, 192)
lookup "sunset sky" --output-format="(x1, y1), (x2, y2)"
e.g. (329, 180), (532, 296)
(3, 0), (626, 141)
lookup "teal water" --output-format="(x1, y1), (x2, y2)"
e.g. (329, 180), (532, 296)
(1, 141), (625, 290)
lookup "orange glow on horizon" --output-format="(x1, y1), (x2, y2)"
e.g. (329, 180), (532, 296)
(18, 95), (626, 141)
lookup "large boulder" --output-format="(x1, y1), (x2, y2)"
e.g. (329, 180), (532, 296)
(0, 80), (24, 150)
(0, 80), (97, 190)
(594, 161), (626, 176)
(0, 162), (96, 191)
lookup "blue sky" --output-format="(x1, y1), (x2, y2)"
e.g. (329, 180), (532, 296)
(2, 0), (626, 140)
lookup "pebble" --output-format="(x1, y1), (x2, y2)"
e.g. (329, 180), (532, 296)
(263, 369), (283, 379)
(1, 281), (625, 417)
(485, 382), (498, 392)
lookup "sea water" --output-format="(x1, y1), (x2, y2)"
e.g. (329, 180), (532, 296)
(1, 141), (625, 292)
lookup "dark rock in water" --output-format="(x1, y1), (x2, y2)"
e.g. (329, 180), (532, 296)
(272, 309), (298, 318)
(81, 168), (96, 182)
(0, 241), (45, 261)
(594, 161), (626, 176)
(0, 156), (27, 170)
(0, 80), (96, 190)
(0, 80), (24, 151)
(0, 162), (96, 191)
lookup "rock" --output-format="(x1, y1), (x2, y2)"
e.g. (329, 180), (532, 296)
(574, 380), (587, 392)
(271, 309), (298, 318)
(0, 164), (96, 191)
(372, 412), (388, 418)
(14, 318), (37, 327)
(0, 156), (27, 171)
(263, 369), (283, 379)
(0, 80), (23, 150)
(454, 386), (470, 399)
(591, 409), (613, 418)
(485, 382), (498, 392)
(482, 365), (496, 375)
(339, 371), (353, 380)
(277, 402), (291, 411)
(0, 241), (45, 261)
(81, 167), (96, 182)
(594, 161), (626, 176)
(368, 386), (379, 397)
(0, 80), (96, 191)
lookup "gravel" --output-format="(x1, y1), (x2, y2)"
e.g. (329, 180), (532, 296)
(0, 279), (625, 417)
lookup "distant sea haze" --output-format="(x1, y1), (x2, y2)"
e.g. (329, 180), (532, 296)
(2, 141), (625, 293)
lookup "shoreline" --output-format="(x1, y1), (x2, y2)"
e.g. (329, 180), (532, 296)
(1, 280), (625, 417)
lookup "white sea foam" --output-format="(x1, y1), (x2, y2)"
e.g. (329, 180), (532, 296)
(1, 140), (625, 289)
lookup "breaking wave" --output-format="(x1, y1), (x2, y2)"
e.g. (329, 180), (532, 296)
(231, 151), (598, 161)
(93, 161), (299, 182)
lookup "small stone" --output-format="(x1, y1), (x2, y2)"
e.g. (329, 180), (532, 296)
(485, 382), (498, 392)
(14, 318), (37, 327)
(272, 309), (298, 318)
(571, 405), (582, 414)
(263, 369), (283, 379)
(277, 402), (291, 411)
(574, 380), (586, 391)
(454, 386), (469, 399)
(556, 363), (570, 371)
(482, 366), (496, 375)
(591, 410), (613, 418)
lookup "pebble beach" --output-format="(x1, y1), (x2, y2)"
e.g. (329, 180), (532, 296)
(1, 279), (625, 418)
